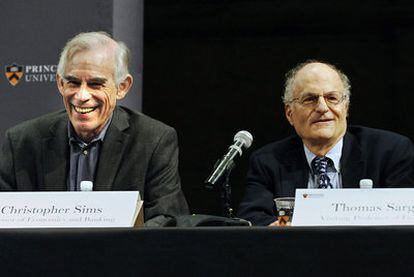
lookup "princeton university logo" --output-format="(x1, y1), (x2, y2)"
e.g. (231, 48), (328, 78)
(4, 63), (57, 86)
(5, 63), (24, 86)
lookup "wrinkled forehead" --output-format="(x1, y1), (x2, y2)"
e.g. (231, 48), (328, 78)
(292, 63), (344, 96)
(65, 47), (116, 78)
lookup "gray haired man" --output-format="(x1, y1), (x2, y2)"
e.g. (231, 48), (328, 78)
(0, 32), (189, 226)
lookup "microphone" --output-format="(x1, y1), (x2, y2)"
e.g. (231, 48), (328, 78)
(205, 130), (253, 188)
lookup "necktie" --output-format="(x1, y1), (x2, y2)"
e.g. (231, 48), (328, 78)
(311, 157), (333, 189)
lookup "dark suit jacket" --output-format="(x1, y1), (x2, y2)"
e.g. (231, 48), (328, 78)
(237, 126), (414, 226)
(0, 106), (189, 226)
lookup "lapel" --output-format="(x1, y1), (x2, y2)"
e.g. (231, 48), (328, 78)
(279, 136), (309, 196)
(340, 131), (366, 188)
(94, 107), (130, 191)
(43, 112), (69, 191)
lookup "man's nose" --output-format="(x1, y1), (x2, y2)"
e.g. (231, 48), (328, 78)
(314, 95), (329, 113)
(74, 83), (91, 101)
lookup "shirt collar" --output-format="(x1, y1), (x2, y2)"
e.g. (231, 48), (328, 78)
(303, 137), (343, 172)
(67, 114), (113, 146)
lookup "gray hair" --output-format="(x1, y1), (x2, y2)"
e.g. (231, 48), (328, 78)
(282, 60), (351, 104)
(57, 31), (130, 85)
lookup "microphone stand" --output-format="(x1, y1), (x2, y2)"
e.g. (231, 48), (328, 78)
(205, 159), (252, 225)
(222, 161), (235, 218)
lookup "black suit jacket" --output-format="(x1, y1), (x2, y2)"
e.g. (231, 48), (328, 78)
(237, 126), (414, 226)
(0, 106), (189, 226)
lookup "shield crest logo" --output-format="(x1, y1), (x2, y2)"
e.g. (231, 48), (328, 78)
(5, 63), (24, 86)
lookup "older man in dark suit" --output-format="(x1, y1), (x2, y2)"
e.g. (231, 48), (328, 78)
(0, 32), (188, 226)
(238, 61), (414, 226)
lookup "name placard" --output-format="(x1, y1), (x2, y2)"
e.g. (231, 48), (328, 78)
(292, 189), (414, 226)
(0, 191), (143, 228)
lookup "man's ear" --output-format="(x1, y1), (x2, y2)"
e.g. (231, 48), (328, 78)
(57, 74), (65, 96)
(285, 104), (294, 126)
(345, 101), (350, 118)
(116, 74), (133, 100)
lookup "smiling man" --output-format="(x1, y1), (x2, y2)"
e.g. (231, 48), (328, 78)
(238, 60), (414, 226)
(0, 32), (189, 226)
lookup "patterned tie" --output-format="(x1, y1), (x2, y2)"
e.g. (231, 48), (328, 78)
(311, 157), (333, 189)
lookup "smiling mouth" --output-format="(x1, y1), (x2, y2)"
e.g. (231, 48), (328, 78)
(72, 104), (97, 114)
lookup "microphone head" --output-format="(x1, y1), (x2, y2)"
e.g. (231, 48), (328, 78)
(234, 130), (253, 148)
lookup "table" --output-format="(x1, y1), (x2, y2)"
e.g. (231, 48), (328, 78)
(0, 226), (412, 276)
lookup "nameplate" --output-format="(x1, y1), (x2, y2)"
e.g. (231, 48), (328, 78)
(0, 191), (143, 228)
(292, 189), (414, 226)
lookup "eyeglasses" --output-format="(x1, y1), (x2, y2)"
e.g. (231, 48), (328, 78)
(289, 92), (348, 107)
